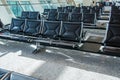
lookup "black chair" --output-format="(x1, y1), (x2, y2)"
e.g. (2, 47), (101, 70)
(69, 13), (82, 22)
(23, 19), (41, 36)
(82, 6), (91, 13)
(90, 6), (96, 13)
(20, 11), (40, 20)
(83, 13), (96, 24)
(72, 7), (81, 13)
(50, 9), (57, 13)
(104, 24), (120, 47)
(67, 6), (75, 10)
(43, 9), (50, 15)
(109, 14), (120, 24)
(21, 11), (29, 19)
(9, 18), (25, 34)
(60, 22), (82, 42)
(57, 7), (64, 12)
(64, 6), (73, 13)
(28, 12), (40, 20)
(57, 12), (69, 21)
(41, 21), (61, 39)
(47, 11), (58, 21)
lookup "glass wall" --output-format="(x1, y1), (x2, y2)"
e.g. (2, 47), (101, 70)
(7, 1), (34, 17)
(7, 1), (23, 17)
(21, 1), (34, 11)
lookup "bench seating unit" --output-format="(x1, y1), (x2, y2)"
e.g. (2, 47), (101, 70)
(34, 21), (83, 53)
(0, 18), (42, 43)
(0, 18), (83, 53)
(21, 11), (40, 20)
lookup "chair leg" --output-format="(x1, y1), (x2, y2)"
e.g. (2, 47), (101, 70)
(32, 42), (46, 54)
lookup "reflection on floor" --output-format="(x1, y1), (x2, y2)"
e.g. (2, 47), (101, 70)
(0, 39), (120, 80)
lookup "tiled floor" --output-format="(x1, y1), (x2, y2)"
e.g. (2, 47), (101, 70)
(0, 40), (120, 80)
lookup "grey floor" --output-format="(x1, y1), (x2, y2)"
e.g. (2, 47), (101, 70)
(0, 39), (120, 80)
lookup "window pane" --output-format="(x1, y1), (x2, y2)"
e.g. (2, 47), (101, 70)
(21, 1), (34, 11)
(7, 1), (23, 17)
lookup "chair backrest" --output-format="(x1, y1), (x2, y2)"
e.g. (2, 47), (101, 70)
(41, 21), (61, 38)
(72, 7), (81, 13)
(65, 6), (75, 13)
(28, 11), (40, 20)
(21, 11), (29, 19)
(91, 6), (96, 13)
(82, 6), (91, 13)
(60, 22), (83, 42)
(69, 13), (82, 22)
(43, 9), (50, 15)
(24, 19), (41, 36)
(9, 18), (25, 33)
(104, 24), (120, 47)
(50, 9), (57, 13)
(110, 14), (120, 24)
(21, 11), (40, 20)
(67, 6), (75, 10)
(57, 12), (69, 21)
(57, 7), (64, 12)
(83, 13), (95, 24)
(47, 11), (58, 21)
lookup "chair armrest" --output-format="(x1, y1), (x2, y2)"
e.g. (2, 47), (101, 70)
(4, 24), (11, 30)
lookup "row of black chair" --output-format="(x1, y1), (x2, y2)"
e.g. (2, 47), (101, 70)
(20, 11), (40, 20)
(43, 6), (101, 16)
(0, 68), (39, 80)
(47, 12), (96, 24)
(43, 6), (101, 18)
(0, 18), (83, 49)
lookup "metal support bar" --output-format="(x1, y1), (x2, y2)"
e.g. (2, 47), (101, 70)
(32, 42), (46, 54)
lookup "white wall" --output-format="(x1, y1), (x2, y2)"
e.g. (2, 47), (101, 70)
(0, 0), (14, 24)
